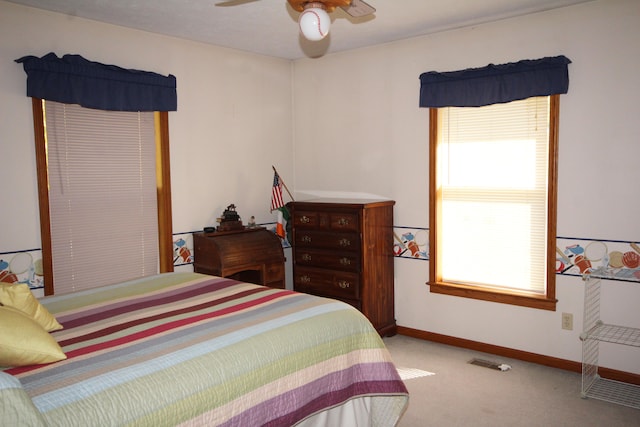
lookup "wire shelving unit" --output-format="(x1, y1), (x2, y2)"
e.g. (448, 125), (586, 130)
(579, 276), (640, 409)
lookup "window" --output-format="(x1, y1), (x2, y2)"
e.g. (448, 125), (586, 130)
(32, 99), (174, 295)
(16, 53), (177, 296)
(428, 95), (558, 310)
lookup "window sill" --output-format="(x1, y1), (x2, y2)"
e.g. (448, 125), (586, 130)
(428, 282), (557, 311)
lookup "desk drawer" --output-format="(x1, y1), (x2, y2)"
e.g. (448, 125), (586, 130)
(264, 262), (285, 282)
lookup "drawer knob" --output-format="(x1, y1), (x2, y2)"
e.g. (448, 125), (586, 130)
(338, 280), (350, 289)
(338, 217), (350, 226)
(300, 215), (311, 224)
(338, 238), (351, 247)
(302, 253), (312, 261)
(339, 257), (351, 266)
(302, 235), (312, 243)
(300, 275), (311, 283)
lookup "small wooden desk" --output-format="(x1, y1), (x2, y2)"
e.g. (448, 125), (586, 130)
(193, 228), (285, 289)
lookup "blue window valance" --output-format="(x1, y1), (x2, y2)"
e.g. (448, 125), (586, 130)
(419, 55), (571, 108)
(15, 52), (177, 112)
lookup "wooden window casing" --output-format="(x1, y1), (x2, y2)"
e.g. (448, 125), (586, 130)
(428, 95), (559, 311)
(31, 98), (174, 295)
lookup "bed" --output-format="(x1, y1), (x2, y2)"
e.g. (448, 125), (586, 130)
(1, 272), (408, 426)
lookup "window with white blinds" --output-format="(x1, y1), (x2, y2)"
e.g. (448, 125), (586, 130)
(431, 96), (557, 309)
(44, 100), (159, 294)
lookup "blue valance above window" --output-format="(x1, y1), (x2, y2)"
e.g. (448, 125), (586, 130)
(419, 55), (571, 108)
(15, 52), (177, 112)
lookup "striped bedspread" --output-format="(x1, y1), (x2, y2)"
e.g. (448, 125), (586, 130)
(5, 272), (408, 426)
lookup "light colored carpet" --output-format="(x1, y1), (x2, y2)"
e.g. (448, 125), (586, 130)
(384, 334), (640, 427)
(397, 367), (436, 381)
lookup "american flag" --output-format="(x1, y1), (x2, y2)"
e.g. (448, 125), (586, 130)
(270, 172), (284, 211)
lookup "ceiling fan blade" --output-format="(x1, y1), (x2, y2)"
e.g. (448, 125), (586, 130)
(340, 0), (375, 17)
(215, 0), (260, 6)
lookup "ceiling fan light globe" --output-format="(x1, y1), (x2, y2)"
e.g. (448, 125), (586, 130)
(299, 7), (330, 41)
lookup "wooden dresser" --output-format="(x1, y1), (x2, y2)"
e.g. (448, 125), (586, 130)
(193, 228), (285, 289)
(290, 199), (396, 336)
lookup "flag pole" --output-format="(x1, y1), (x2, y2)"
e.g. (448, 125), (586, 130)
(272, 165), (295, 202)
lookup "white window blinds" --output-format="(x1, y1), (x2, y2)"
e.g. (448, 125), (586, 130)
(44, 101), (159, 294)
(436, 97), (550, 294)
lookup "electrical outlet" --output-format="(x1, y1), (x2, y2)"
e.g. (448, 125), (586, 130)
(562, 312), (573, 330)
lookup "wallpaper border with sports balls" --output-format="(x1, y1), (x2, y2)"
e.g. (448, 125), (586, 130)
(2, 229), (638, 292)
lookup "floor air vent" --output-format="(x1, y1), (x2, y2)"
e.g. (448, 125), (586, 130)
(469, 358), (512, 371)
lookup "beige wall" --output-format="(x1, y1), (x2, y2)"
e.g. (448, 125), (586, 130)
(1, 0), (638, 374)
(292, 0), (640, 373)
(0, 1), (293, 247)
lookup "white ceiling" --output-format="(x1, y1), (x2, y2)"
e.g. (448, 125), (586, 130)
(7, 0), (592, 59)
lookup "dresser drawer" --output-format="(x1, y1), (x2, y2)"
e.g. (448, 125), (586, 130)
(294, 248), (360, 272)
(294, 231), (360, 251)
(328, 212), (359, 232)
(292, 210), (323, 229)
(294, 267), (360, 300)
(293, 210), (359, 232)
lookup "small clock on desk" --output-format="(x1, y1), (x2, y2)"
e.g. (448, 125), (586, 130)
(216, 204), (244, 232)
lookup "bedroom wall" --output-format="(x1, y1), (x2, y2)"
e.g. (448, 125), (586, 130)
(292, 0), (640, 374)
(1, 0), (638, 376)
(0, 2), (294, 270)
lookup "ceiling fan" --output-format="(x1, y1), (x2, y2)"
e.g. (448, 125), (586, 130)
(215, 0), (376, 41)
